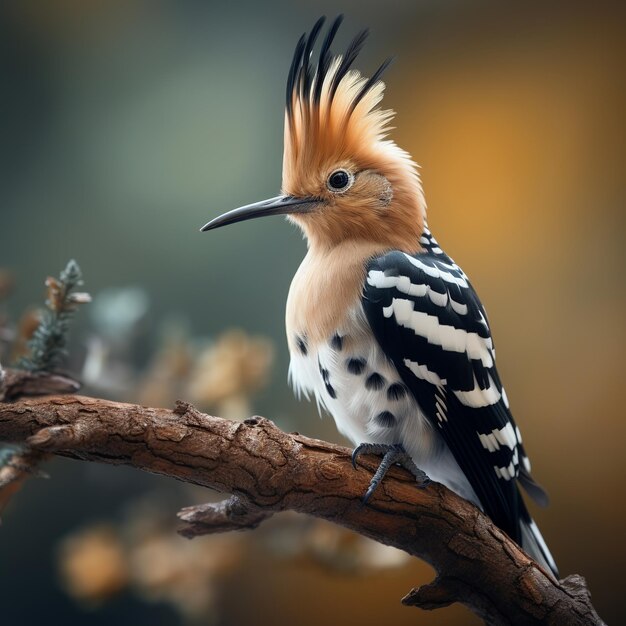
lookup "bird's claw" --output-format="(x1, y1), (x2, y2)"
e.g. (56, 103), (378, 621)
(351, 443), (390, 469)
(352, 443), (430, 504)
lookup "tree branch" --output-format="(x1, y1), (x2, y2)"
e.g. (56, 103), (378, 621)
(0, 367), (78, 515)
(0, 394), (605, 625)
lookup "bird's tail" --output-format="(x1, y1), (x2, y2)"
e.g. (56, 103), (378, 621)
(519, 505), (559, 579)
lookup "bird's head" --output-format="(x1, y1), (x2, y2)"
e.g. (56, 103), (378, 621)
(202, 16), (426, 253)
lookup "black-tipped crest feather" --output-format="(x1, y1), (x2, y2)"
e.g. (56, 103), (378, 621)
(351, 57), (394, 112)
(300, 16), (326, 102)
(313, 14), (343, 104)
(328, 28), (369, 102)
(285, 17), (390, 119)
(286, 34), (306, 116)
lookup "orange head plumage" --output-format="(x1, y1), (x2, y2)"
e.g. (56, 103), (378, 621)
(202, 16), (426, 253)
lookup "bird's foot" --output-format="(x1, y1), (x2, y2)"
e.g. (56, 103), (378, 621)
(351, 443), (430, 503)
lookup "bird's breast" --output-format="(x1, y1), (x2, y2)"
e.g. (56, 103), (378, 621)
(285, 240), (391, 349)
(285, 240), (438, 456)
(288, 299), (437, 458)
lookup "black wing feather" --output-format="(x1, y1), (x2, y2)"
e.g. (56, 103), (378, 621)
(362, 249), (544, 542)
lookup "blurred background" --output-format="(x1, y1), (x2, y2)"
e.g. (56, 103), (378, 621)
(0, 0), (624, 624)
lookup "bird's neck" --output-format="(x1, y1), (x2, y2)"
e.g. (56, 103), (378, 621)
(286, 239), (397, 350)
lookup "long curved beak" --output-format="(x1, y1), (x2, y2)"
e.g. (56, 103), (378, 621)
(200, 195), (319, 232)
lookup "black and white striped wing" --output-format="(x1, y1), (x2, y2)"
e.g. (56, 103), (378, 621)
(362, 250), (538, 541)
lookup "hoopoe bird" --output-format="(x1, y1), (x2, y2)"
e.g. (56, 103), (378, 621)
(202, 16), (558, 577)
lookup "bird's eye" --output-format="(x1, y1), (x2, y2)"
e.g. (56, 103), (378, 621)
(327, 169), (353, 193)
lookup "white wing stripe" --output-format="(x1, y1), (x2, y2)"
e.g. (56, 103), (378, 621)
(404, 254), (469, 288)
(478, 432), (498, 452)
(404, 358), (447, 386)
(367, 270), (470, 319)
(449, 298), (468, 316)
(477, 422), (517, 452)
(495, 422), (517, 449)
(494, 461), (516, 480)
(502, 387), (510, 408)
(385, 298), (494, 367)
(368, 271), (428, 297)
(453, 373), (501, 408)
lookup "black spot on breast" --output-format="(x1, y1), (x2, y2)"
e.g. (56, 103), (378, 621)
(318, 358), (337, 399)
(330, 333), (343, 351)
(374, 411), (396, 428)
(387, 383), (408, 401)
(365, 372), (385, 390)
(346, 357), (366, 375)
(296, 336), (307, 356)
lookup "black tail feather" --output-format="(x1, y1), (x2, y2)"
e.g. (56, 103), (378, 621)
(518, 494), (559, 578)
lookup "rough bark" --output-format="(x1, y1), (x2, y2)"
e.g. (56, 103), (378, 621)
(0, 393), (605, 626)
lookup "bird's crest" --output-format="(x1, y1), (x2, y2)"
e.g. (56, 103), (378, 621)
(282, 16), (422, 205)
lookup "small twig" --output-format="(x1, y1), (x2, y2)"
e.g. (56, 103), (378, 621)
(402, 576), (459, 610)
(0, 447), (49, 517)
(0, 368), (80, 402)
(178, 495), (273, 538)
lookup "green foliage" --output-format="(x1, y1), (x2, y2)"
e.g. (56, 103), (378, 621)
(17, 260), (90, 373)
